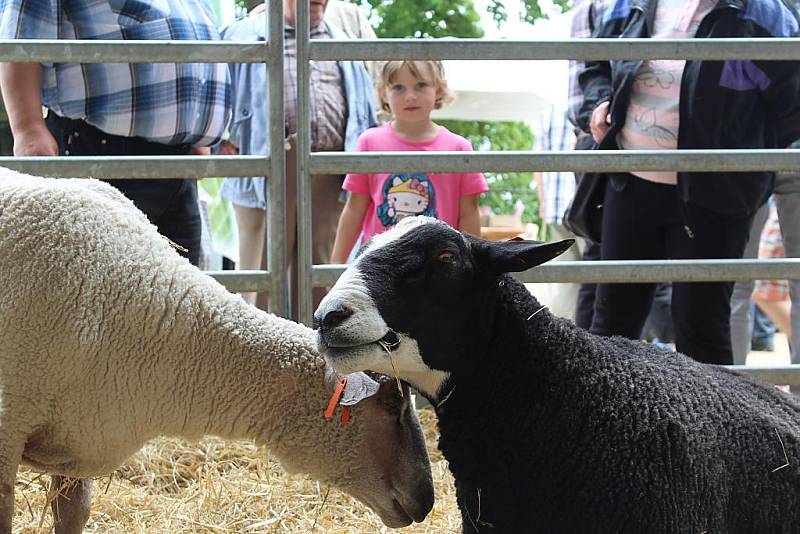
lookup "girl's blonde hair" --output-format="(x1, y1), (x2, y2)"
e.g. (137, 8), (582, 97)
(377, 60), (456, 114)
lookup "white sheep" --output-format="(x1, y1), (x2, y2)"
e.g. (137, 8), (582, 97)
(0, 170), (434, 533)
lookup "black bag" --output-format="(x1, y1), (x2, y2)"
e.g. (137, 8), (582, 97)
(563, 135), (606, 243)
(563, 172), (606, 243)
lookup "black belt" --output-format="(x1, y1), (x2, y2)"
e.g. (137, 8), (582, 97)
(45, 113), (192, 156)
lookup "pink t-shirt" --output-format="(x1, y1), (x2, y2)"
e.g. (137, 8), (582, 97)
(343, 123), (488, 245)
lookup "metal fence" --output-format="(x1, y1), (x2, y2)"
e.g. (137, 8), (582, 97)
(2, 6), (799, 381)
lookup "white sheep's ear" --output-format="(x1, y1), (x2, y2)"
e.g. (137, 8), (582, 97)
(476, 237), (575, 275)
(339, 372), (381, 406)
(324, 365), (381, 405)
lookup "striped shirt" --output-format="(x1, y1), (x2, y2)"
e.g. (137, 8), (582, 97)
(533, 105), (577, 224)
(568, 0), (610, 132)
(283, 22), (347, 152)
(0, 0), (231, 147)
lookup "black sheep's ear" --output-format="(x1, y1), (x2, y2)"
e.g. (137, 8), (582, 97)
(475, 237), (575, 275)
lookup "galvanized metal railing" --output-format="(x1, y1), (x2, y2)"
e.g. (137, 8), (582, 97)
(293, 38), (800, 326)
(290, 28), (800, 387)
(5, 37), (796, 63)
(265, 6), (289, 318)
(296, 2), (315, 324)
(0, 8), (291, 315)
(297, 34), (800, 324)
(312, 37), (800, 61)
(2, 17), (799, 379)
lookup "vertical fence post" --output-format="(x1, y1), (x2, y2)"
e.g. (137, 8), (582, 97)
(267, 0), (289, 317)
(295, 0), (313, 326)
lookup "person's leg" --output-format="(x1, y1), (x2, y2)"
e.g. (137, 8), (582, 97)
(232, 204), (267, 305)
(669, 208), (752, 365)
(542, 225), (583, 321)
(751, 304), (777, 351)
(729, 203), (768, 364)
(590, 175), (668, 341)
(774, 181), (800, 363)
(284, 139), (300, 319)
(642, 282), (674, 344)
(575, 240), (600, 329)
(311, 173), (346, 309)
(754, 298), (792, 340)
(196, 194), (214, 270)
(148, 179), (202, 266)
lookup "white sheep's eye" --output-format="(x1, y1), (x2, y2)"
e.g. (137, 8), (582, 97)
(437, 251), (457, 264)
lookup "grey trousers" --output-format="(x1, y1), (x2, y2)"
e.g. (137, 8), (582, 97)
(252, 137), (344, 319)
(730, 172), (800, 364)
(544, 223), (586, 321)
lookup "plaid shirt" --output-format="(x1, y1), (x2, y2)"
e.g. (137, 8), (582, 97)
(0, 0), (231, 147)
(568, 0), (609, 132)
(283, 23), (347, 151)
(533, 104), (576, 224)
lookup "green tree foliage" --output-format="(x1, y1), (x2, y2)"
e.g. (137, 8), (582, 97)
(488, 0), (571, 26)
(350, 0), (483, 38)
(438, 120), (539, 225)
(233, 0), (565, 32)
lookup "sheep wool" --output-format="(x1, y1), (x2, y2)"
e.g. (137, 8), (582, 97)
(0, 171), (433, 532)
(316, 216), (800, 533)
(436, 291), (800, 532)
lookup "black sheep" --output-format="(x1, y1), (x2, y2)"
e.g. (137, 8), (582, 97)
(315, 216), (800, 533)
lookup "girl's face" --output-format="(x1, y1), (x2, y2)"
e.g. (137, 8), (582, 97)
(381, 64), (442, 123)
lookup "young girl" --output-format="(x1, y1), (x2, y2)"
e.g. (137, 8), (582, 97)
(330, 60), (488, 263)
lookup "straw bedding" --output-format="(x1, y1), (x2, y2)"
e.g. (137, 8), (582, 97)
(13, 410), (458, 533)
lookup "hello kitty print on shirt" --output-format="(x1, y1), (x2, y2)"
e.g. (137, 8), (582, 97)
(377, 174), (437, 226)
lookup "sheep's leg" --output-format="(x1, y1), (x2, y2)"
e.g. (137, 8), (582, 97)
(0, 479), (12, 534)
(0, 478), (13, 533)
(0, 440), (23, 533)
(50, 476), (92, 534)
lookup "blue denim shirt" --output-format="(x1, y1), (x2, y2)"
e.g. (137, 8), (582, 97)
(221, 14), (378, 209)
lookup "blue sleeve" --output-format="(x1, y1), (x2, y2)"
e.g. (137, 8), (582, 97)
(0, 0), (58, 40)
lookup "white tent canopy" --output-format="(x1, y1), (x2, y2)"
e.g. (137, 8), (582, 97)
(209, 0), (573, 123)
(432, 58), (569, 122)
(433, 7), (573, 123)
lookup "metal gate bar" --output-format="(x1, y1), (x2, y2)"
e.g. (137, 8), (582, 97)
(4, 38), (798, 63)
(266, 3), (289, 317)
(2, 27), (800, 334)
(312, 37), (800, 61)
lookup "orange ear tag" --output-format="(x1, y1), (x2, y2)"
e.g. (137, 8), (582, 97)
(324, 377), (348, 424)
(340, 405), (351, 427)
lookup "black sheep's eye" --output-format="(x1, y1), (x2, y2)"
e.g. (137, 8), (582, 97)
(438, 251), (457, 264)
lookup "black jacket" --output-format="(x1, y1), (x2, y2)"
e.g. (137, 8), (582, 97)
(578, 0), (800, 218)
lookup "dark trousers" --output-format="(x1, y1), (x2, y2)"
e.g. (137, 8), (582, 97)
(642, 283), (675, 342)
(575, 240), (600, 329)
(45, 113), (201, 266)
(589, 173), (752, 365)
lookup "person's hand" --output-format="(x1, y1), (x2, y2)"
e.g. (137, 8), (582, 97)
(590, 101), (611, 144)
(13, 124), (58, 157)
(218, 140), (239, 156)
(190, 146), (211, 156)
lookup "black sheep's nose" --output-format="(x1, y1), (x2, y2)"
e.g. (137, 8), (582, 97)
(320, 306), (353, 328)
